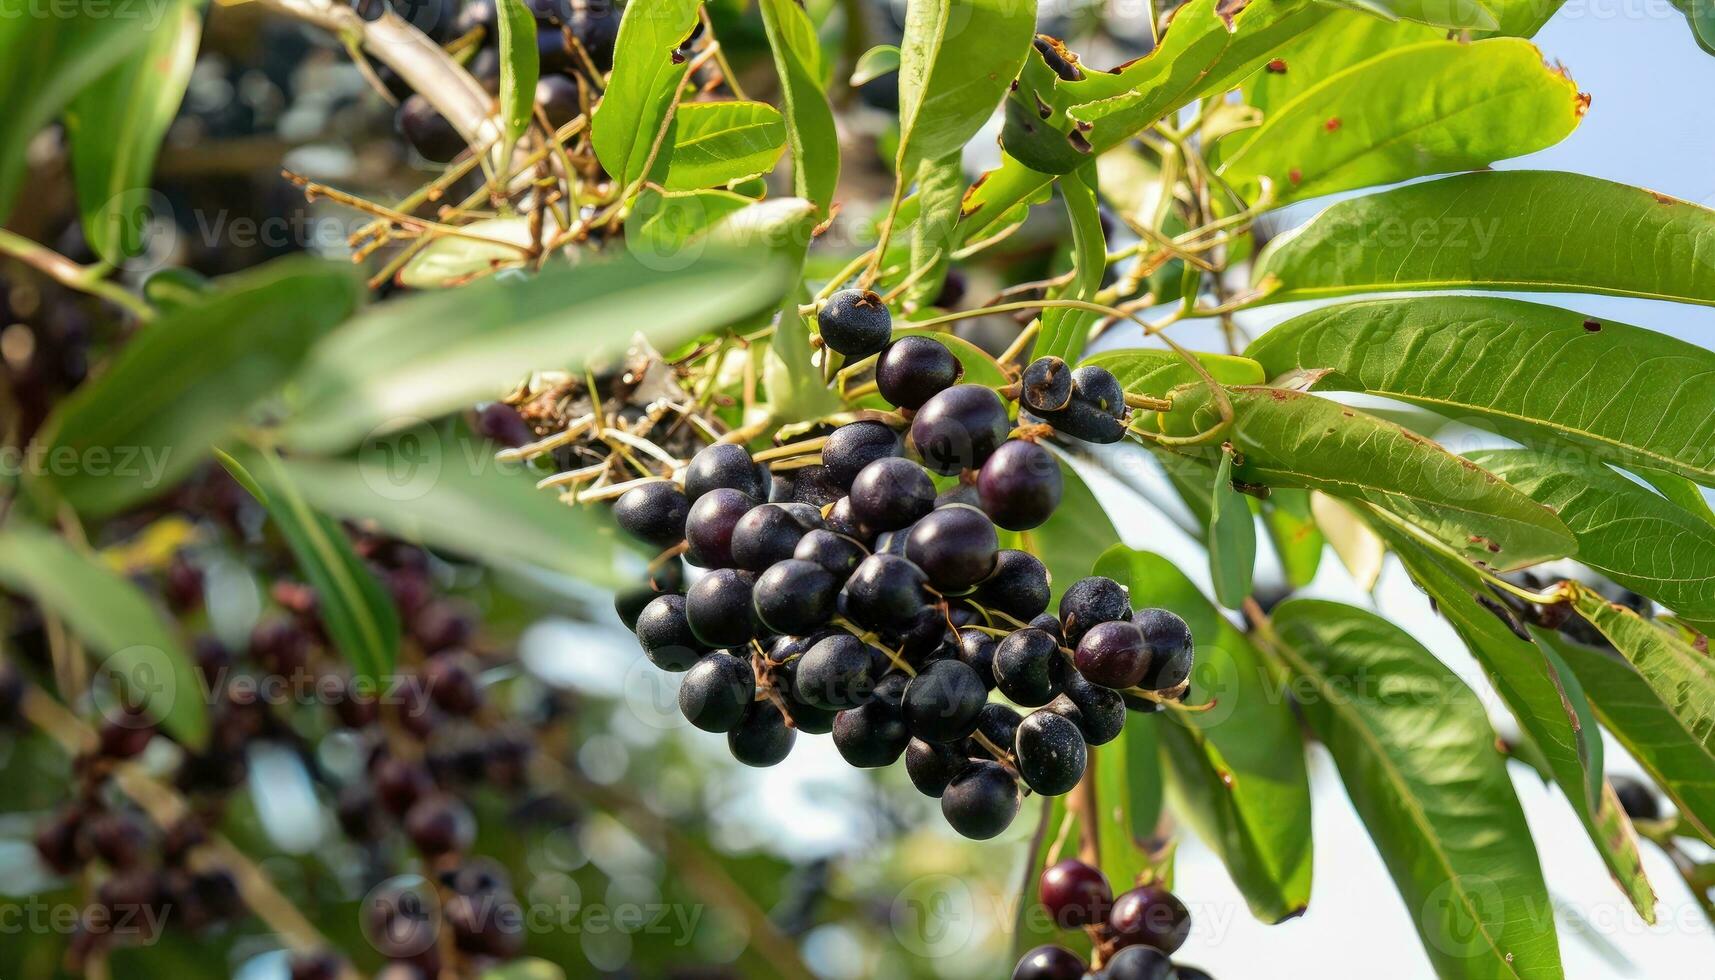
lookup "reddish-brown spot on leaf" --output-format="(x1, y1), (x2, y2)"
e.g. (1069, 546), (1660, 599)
(1266, 59), (1288, 74)
(1323, 117), (1342, 133)
(1288, 168), (1302, 185)
(1583, 319), (1602, 332)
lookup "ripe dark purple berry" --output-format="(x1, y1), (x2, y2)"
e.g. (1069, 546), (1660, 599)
(685, 568), (760, 647)
(823, 420), (902, 488)
(1109, 882), (1192, 954)
(793, 528), (867, 577)
(967, 701), (1022, 759)
(752, 558), (839, 635)
(728, 700), (796, 767)
(569, 0), (621, 71)
(634, 594), (707, 671)
(974, 550), (1052, 622)
(1105, 945), (1174, 980)
(1072, 364), (1126, 417)
(955, 628), (997, 688)
(905, 503), (999, 592)
(818, 289), (893, 357)
(1135, 607), (1194, 691)
(289, 952), (345, 980)
(396, 94), (465, 162)
(905, 737), (967, 797)
(1058, 575), (1131, 646)
(1046, 670), (1126, 745)
(902, 658), (988, 743)
(941, 759), (1020, 839)
(678, 652), (756, 732)
(842, 553), (930, 631)
(535, 72), (582, 129)
(1012, 944), (1086, 980)
(684, 487), (757, 568)
(977, 440), (1062, 531)
(404, 794), (476, 857)
(793, 632), (878, 710)
(994, 627), (1065, 707)
(423, 652), (484, 716)
(1021, 356), (1073, 414)
(833, 674), (912, 767)
(731, 502), (821, 570)
(1039, 859), (1112, 928)
(1613, 774), (1661, 821)
(910, 384), (1012, 475)
(877, 335), (962, 409)
(613, 481), (690, 549)
(684, 442), (770, 501)
(849, 457), (936, 532)
(1015, 709), (1086, 795)
(1075, 620), (1151, 689)
(614, 559), (685, 630)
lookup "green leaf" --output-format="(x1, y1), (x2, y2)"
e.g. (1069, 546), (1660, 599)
(1083, 348), (1267, 396)
(1544, 629), (1715, 845)
(1236, 12), (1439, 143)
(1001, 0), (1326, 178)
(1023, 455), (1117, 605)
(624, 187), (753, 260)
(1567, 587), (1715, 791)
(590, 0), (699, 189)
(759, 0), (841, 215)
(663, 101), (788, 191)
(0, 16), (148, 222)
(851, 44), (902, 86)
(904, 151), (964, 309)
(1673, 0), (1715, 54)
(399, 216), (533, 287)
(1220, 39), (1580, 205)
(28, 257), (362, 517)
(1154, 385), (1576, 570)
(1478, 0), (1568, 35)
(1036, 164), (1105, 362)
(1247, 297), (1715, 485)
(1263, 489), (1322, 588)
(1469, 449), (1715, 630)
(277, 428), (634, 588)
(1095, 547), (1313, 922)
(1375, 519), (1655, 921)
(494, 0), (540, 151)
(1092, 714), (1163, 890)
(1209, 445), (1256, 609)
(1318, 0), (1498, 29)
(1634, 468), (1715, 528)
(1252, 171), (1715, 306)
(0, 522), (207, 748)
(895, 0), (1038, 171)
(217, 450), (400, 685)
(1269, 599), (1562, 978)
(64, 0), (201, 265)
(285, 247), (795, 454)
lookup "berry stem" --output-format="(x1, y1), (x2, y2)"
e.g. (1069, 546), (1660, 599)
(752, 437), (829, 463)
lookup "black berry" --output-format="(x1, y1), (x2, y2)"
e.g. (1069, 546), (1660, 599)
(1015, 709), (1086, 795)
(1038, 859), (1112, 928)
(1105, 945), (1174, 980)
(731, 502), (821, 570)
(977, 439), (1062, 531)
(941, 760), (1020, 839)
(1075, 620), (1151, 689)
(849, 457), (936, 532)
(635, 594), (707, 671)
(684, 487), (757, 568)
(793, 528), (867, 577)
(679, 652), (756, 732)
(823, 420), (902, 489)
(1135, 607), (1194, 691)
(910, 384), (1012, 475)
(1047, 670), (1126, 745)
(877, 336), (962, 409)
(994, 627), (1065, 707)
(832, 674), (911, 767)
(975, 550), (1052, 622)
(1012, 945), (1086, 980)
(728, 700), (796, 767)
(905, 738), (967, 797)
(752, 558), (839, 635)
(1058, 575), (1131, 646)
(843, 553), (930, 631)
(1109, 882), (1191, 954)
(793, 633), (878, 710)
(613, 481), (690, 549)
(905, 503), (1000, 592)
(1021, 356), (1073, 414)
(902, 658), (988, 742)
(818, 289), (892, 357)
(685, 442), (769, 501)
(396, 94), (465, 162)
(685, 568), (760, 647)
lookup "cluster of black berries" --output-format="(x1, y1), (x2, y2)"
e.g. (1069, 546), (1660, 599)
(1016, 858), (1211, 980)
(611, 318), (1193, 840)
(391, 0), (621, 162)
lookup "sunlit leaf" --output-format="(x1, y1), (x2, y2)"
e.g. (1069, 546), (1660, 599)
(1252, 171), (1715, 306)
(1209, 445), (1257, 609)
(590, 0), (699, 188)
(895, 0), (1038, 171)
(663, 101), (788, 191)
(1270, 599), (1562, 978)
(759, 0), (841, 215)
